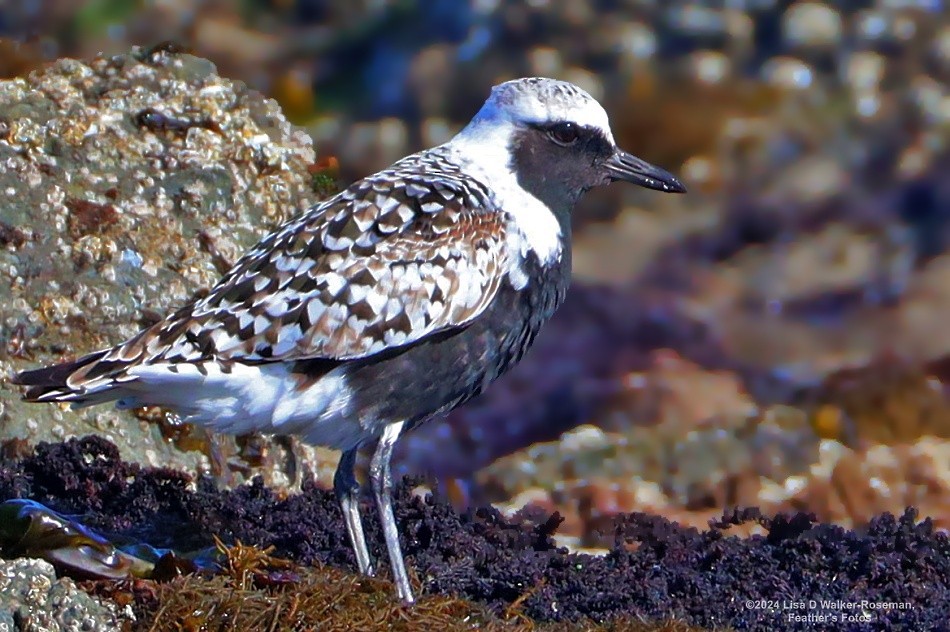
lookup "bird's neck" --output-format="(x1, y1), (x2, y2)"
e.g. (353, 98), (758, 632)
(443, 124), (566, 266)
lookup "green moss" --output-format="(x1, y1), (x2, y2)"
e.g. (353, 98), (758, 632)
(311, 170), (340, 198)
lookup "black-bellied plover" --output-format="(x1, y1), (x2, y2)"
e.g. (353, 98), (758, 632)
(14, 77), (685, 603)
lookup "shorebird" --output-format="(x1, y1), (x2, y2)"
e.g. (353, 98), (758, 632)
(13, 77), (685, 603)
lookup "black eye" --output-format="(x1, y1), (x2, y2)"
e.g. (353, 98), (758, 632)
(547, 122), (580, 146)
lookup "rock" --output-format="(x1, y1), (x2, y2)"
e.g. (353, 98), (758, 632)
(0, 558), (128, 630)
(0, 47), (338, 489)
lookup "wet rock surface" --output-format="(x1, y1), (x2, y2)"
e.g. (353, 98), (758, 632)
(0, 557), (128, 631)
(1, 437), (948, 630)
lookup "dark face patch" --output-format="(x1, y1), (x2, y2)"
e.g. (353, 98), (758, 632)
(508, 123), (614, 218)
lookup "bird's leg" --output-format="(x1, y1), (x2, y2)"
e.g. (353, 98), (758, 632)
(370, 420), (414, 604)
(333, 447), (374, 576)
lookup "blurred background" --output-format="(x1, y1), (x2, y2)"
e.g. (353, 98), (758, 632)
(2, 0), (950, 546)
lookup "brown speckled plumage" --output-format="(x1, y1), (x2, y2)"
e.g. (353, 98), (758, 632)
(58, 148), (508, 387)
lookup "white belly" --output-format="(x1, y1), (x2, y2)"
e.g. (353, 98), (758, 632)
(115, 361), (368, 451)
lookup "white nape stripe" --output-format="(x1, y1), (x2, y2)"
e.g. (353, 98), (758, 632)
(446, 118), (563, 265)
(443, 78), (621, 266)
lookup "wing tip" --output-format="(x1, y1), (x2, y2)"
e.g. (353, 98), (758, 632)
(11, 350), (112, 403)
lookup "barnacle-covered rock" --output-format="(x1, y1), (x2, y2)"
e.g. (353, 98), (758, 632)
(0, 48), (340, 487)
(0, 557), (128, 630)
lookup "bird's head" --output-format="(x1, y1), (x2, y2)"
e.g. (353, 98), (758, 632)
(455, 77), (686, 212)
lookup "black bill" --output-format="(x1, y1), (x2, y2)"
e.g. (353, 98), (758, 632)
(605, 150), (687, 193)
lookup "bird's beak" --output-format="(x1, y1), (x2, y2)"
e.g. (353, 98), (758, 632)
(605, 150), (687, 193)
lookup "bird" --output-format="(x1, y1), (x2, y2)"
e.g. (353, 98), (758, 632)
(12, 77), (685, 603)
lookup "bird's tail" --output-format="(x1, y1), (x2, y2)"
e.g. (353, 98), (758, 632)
(11, 350), (129, 407)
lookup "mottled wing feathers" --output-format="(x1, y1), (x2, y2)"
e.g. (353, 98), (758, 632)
(12, 350), (108, 400)
(86, 156), (509, 377)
